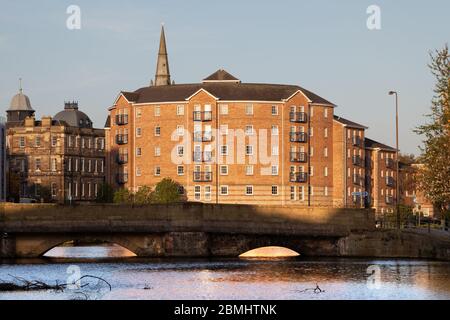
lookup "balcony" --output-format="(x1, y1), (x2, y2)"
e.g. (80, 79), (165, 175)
(193, 171), (213, 182)
(352, 136), (362, 147)
(116, 173), (128, 184)
(353, 174), (363, 186)
(116, 134), (128, 145)
(193, 151), (213, 163)
(290, 152), (307, 163)
(289, 132), (307, 143)
(385, 195), (394, 204)
(115, 114), (128, 126)
(193, 111), (212, 122)
(386, 176), (395, 187)
(290, 172), (308, 183)
(289, 112), (307, 123)
(116, 154), (128, 164)
(352, 155), (362, 167)
(352, 195), (361, 204)
(193, 131), (213, 142)
(385, 158), (395, 169)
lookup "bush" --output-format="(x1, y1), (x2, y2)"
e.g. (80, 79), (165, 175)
(152, 178), (182, 204)
(96, 183), (114, 203)
(134, 185), (153, 205)
(113, 188), (132, 204)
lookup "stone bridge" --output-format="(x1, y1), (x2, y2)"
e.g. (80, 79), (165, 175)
(1, 203), (449, 260)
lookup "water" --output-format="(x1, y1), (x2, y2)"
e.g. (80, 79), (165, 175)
(1, 245), (450, 300)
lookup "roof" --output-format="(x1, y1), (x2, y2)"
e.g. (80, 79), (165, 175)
(8, 91), (34, 112)
(122, 82), (335, 106)
(53, 108), (93, 128)
(203, 69), (241, 83)
(333, 115), (368, 129)
(104, 115), (111, 128)
(365, 138), (397, 151)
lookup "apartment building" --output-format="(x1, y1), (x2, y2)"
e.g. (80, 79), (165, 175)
(364, 138), (397, 217)
(332, 116), (368, 208)
(0, 116), (6, 201)
(6, 92), (106, 203)
(106, 26), (336, 206)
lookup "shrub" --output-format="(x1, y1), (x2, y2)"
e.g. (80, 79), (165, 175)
(113, 188), (132, 204)
(152, 178), (182, 204)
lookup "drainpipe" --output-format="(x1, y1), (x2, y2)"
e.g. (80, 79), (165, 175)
(307, 103), (311, 207)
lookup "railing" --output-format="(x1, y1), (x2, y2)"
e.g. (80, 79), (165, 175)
(289, 112), (307, 123)
(352, 136), (362, 146)
(290, 172), (308, 183)
(193, 171), (213, 182)
(353, 174), (363, 186)
(116, 173), (128, 184)
(116, 154), (128, 164)
(193, 111), (212, 122)
(116, 134), (128, 145)
(386, 176), (395, 187)
(385, 195), (394, 204)
(352, 195), (361, 204)
(289, 132), (307, 143)
(352, 155), (362, 166)
(290, 152), (307, 163)
(193, 132), (213, 142)
(193, 151), (213, 163)
(385, 158), (395, 169)
(115, 114), (128, 125)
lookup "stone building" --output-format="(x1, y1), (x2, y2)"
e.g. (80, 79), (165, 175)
(0, 116), (6, 201)
(6, 90), (105, 203)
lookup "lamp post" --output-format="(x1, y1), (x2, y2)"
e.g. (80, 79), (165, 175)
(389, 91), (400, 230)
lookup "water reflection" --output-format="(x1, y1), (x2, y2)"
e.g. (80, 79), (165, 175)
(0, 245), (449, 300)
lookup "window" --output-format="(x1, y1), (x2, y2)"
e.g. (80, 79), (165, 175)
(220, 165), (228, 175)
(245, 185), (253, 195)
(324, 127), (328, 138)
(290, 186), (296, 200)
(309, 127), (314, 137)
(271, 125), (279, 135)
(177, 165), (184, 176)
(51, 183), (57, 197)
(136, 127), (142, 137)
(310, 106), (314, 117)
(310, 185), (314, 196)
(271, 165), (279, 176)
(220, 104), (228, 115)
(220, 125), (228, 135)
(178, 186), (185, 195)
(94, 159), (98, 172)
(245, 145), (253, 156)
(177, 145), (184, 156)
(194, 186), (201, 201)
(324, 166), (328, 177)
(51, 136), (57, 147)
(136, 108), (142, 118)
(245, 165), (254, 176)
(245, 104), (253, 115)
(177, 105), (185, 116)
(88, 159), (92, 172)
(309, 166), (314, 176)
(154, 147), (161, 156)
(136, 147), (142, 156)
(81, 183), (85, 197)
(95, 184), (98, 197)
(155, 166), (161, 176)
(245, 125), (254, 135)
(271, 105), (278, 115)
(204, 186), (211, 201)
(299, 186), (305, 201)
(272, 146), (279, 156)
(35, 158), (41, 171)
(324, 147), (328, 157)
(271, 185), (278, 195)
(19, 137), (25, 148)
(220, 145), (228, 156)
(220, 185), (229, 195)
(154, 106), (161, 116)
(310, 147), (314, 157)
(324, 186), (329, 196)
(51, 158), (57, 172)
(136, 167), (142, 177)
(155, 126), (161, 136)
(100, 160), (104, 173)
(177, 125), (184, 136)
(324, 108), (328, 118)
(35, 136), (41, 147)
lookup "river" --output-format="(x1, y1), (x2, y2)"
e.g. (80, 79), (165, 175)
(1, 244), (450, 300)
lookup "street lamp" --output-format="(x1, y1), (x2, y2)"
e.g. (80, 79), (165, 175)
(389, 91), (400, 230)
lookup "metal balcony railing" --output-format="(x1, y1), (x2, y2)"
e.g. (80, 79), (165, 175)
(116, 173), (128, 184)
(289, 172), (308, 183)
(385, 158), (395, 169)
(386, 176), (395, 187)
(353, 174), (363, 186)
(352, 155), (362, 167)
(116, 154), (128, 164)
(352, 136), (362, 146)
(289, 112), (307, 123)
(385, 195), (394, 204)
(193, 171), (213, 182)
(289, 132), (307, 143)
(193, 111), (212, 122)
(116, 134), (128, 145)
(115, 114), (128, 125)
(290, 152), (307, 163)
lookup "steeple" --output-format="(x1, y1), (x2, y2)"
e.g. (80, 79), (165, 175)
(153, 24), (171, 86)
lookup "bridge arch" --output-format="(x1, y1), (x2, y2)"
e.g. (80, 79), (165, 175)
(239, 246), (300, 258)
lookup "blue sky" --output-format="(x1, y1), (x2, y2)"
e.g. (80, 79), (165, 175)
(0, 0), (448, 154)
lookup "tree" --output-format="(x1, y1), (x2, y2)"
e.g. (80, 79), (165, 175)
(152, 178), (182, 204)
(415, 44), (450, 216)
(96, 183), (114, 203)
(113, 188), (132, 204)
(134, 185), (153, 205)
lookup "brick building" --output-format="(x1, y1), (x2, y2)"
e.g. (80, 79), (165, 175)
(0, 116), (6, 201)
(6, 89), (106, 203)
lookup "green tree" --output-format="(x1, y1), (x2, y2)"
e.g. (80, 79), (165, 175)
(415, 44), (450, 216)
(113, 188), (132, 204)
(96, 183), (114, 203)
(152, 178), (182, 204)
(134, 185), (153, 205)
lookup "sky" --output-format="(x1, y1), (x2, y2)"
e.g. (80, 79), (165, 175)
(0, 0), (448, 155)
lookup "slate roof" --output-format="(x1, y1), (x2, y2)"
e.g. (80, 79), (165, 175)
(365, 138), (397, 151)
(333, 115), (368, 129)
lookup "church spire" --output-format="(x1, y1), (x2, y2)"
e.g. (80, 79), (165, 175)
(153, 24), (171, 86)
